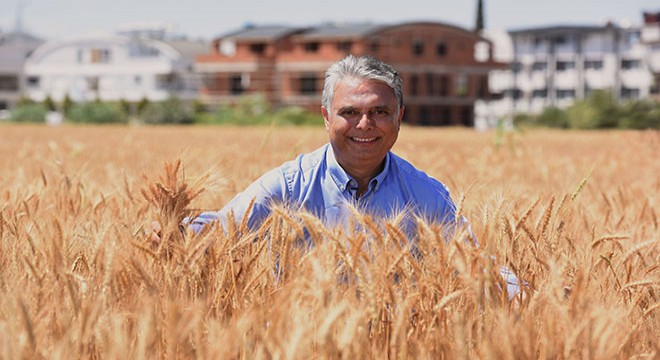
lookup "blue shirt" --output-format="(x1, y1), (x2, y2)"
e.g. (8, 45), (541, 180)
(188, 143), (457, 236)
(187, 143), (523, 299)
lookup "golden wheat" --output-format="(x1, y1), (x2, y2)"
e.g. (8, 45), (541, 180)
(0, 124), (658, 359)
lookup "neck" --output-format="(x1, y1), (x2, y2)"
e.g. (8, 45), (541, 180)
(343, 159), (385, 196)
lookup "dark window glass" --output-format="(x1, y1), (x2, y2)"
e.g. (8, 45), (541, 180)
(300, 75), (317, 94)
(412, 41), (424, 56)
(250, 43), (266, 54)
(230, 75), (244, 95)
(304, 42), (319, 52)
(436, 42), (446, 56)
(410, 75), (419, 96)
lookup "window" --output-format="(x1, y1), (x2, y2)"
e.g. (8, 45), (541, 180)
(511, 61), (523, 73)
(250, 43), (266, 55)
(369, 41), (380, 53)
(627, 31), (641, 44)
(621, 59), (641, 70)
(92, 48), (111, 63)
(78, 48), (112, 63)
(621, 87), (640, 99)
(440, 107), (452, 125)
(230, 75), (244, 95)
(556, 61), (576, 71)
(439, 75), (450, 97)
(27, 76), (40, 88)
(532, 88), (548, 98)
(436, 41), (446, 56)
(300, 75), (318, 95)
(585, 60), (603, 70)
(0, 75), (19, 91)
(461, 106), (473, 127)
(476, 76), (488, 99)
(304, 42), (319, 52)
(409, 75), (419, 96)
(455, 73), (468, 97)
(534, 37), (544, 48)
(556, 89), (576, 99)
(532, 61), (547, 71)
(87, 77), (99, 91)
(505, 88), (522, 100)
(412, 41), (424, 56)
(425, 73), (434, 96)
(419, 106), (431, 125)
(336, 41), (352, 52)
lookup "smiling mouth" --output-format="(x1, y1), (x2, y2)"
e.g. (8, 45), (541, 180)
(351, 137), (378, 143)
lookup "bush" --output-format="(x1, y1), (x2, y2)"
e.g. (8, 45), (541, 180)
(513, 90), (659, 130)
(140, 97), (193, 124)
(43, 96), (57, 111)
(10, 103), (48, 122)
(272, 106), (321, 126)
(68, 102), (128, 124)
(201, 94), (321, 126)
(61, 95), (74, 116)
(618, 100), (660, 129)
(537, 107), (569, 128)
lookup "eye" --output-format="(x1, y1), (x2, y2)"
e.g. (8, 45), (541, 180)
(339, 108), (359, 116)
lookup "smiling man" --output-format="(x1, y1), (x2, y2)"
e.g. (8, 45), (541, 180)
(185, 54), (457, 235)
(157, 55), (523, 298)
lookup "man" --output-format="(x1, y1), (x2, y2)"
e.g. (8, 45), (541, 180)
(185, 54), (456, 237)
(152, 54), (521, 297)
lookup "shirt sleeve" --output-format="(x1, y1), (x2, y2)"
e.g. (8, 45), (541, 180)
(184, 167), (287, 234)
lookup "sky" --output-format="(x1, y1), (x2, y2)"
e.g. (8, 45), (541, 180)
(1, 0), (659, 41)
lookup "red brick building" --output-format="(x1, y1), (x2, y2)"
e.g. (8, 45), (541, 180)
(195, 22), (502, 126)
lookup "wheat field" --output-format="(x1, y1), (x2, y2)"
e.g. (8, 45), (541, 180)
(0, 123), (658, 359)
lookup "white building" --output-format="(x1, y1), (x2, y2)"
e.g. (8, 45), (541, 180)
(477, 19), (657, 124)
(23, 34), (207, 103)
(0, 30), (43, 110)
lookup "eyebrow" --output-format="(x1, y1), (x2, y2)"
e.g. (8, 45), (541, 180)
(337, 105), (392, 112)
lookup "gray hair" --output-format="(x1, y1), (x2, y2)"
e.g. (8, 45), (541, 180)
(321, 55), (403, 110)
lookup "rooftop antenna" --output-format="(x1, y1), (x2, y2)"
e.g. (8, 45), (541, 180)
(14, 0), (27, 34)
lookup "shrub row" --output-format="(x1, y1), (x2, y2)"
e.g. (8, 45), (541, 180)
(515, 90), (660, 129)
(7, 94), (321, 126)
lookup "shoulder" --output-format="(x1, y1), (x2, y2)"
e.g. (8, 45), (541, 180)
(279, 144), (328, 177)
(389, 152), (450, 195)
(268, 144), (328, 195)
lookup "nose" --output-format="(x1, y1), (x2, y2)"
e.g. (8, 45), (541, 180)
(356, 113), (374, 130)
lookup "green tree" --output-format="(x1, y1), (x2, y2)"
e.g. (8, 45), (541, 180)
(140, 96), (193, 124)
(68, 102), (128, 124)
(61, 94), (74, 116)
(43, 95), (56, 111)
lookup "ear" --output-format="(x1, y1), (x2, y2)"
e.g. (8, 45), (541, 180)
(397, 106), (405, 126)
(321, 106), (330, 131)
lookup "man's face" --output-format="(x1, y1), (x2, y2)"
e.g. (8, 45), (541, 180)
(322, 77), (404, 177)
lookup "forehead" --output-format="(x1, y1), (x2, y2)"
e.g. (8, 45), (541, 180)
(332, 77), (396, 107)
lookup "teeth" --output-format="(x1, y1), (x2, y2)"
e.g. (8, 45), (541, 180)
(352, 137), (376, 142)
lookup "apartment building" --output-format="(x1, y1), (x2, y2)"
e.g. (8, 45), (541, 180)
(196, 22), (501, 126)
(480, 15), (659, 124)
(0, 30), (43, 110)
(23, 30), (207, 103)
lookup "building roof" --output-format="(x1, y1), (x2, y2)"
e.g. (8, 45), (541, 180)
(296, 23), (386, 40)
(218, 25), (303, 42)
(508, 24), (618, 36)
(165, 39), (209, 61)
(0, 30), (43, 44)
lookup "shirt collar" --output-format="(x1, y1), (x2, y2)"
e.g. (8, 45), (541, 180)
(326, 144), (391, 193)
